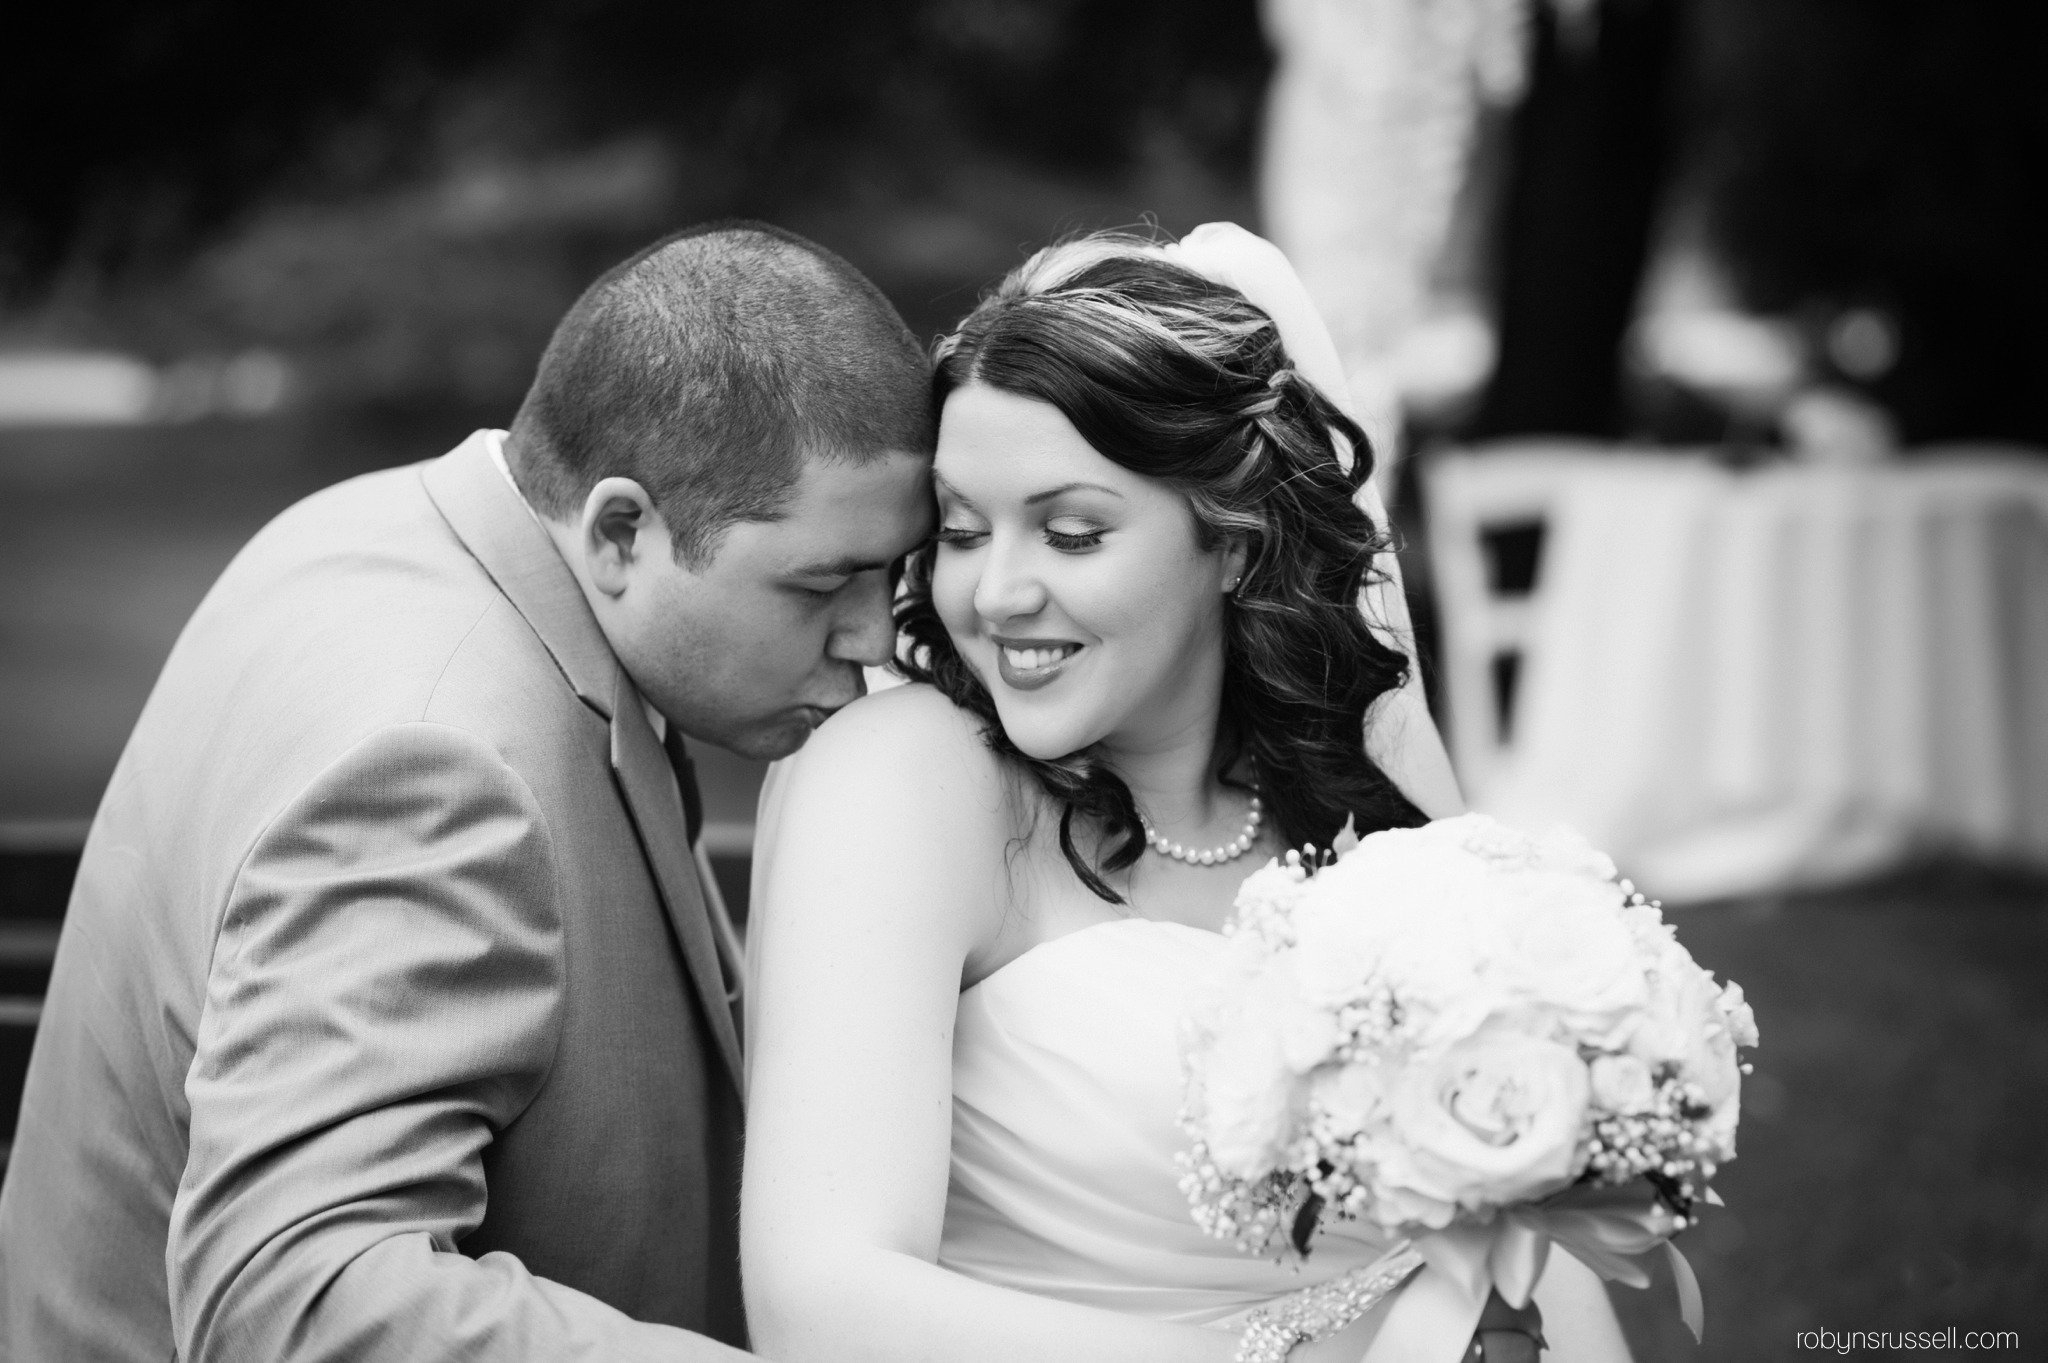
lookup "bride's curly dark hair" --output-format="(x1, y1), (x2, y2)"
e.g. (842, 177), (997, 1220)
(895, 232), (1426, 903)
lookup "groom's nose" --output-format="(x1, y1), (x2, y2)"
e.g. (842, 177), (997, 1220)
(826, 570), (897, 668)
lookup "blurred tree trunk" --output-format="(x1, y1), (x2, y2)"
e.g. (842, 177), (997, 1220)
(1471, 0), (1680, 439)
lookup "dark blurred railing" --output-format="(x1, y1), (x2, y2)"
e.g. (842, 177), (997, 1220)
(0, 821), (81, 1176)
(0, 821), (752, 1182)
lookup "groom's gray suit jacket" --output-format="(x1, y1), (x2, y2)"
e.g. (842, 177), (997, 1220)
(0, 432), (748, 1361)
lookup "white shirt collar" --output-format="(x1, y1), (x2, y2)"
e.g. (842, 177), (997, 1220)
(481, 428), (667, 744)
(483, 428), (548, 531)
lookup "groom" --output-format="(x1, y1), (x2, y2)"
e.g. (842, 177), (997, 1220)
(0, 222), (934, 1360)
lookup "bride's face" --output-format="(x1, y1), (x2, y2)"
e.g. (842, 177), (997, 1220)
(932, 383), (1242, 762)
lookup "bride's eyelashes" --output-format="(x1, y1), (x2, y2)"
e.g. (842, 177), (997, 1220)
(935, 520), (1107, 552)
(1043, 520), (1105, 552)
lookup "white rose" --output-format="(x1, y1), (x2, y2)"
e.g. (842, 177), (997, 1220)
(1381, 1029), (1592, 1212)
(1484, 873), (1646, 1026)
(1718, 981), (1761, 1049)
(1319, 823), (1495, 917)
(1272, 962), (1342, 1074)
(1444, 813), (1549, 870)
(1288, 893), (1403, 1007)
(1290, 847), (1504, 1051)
(1697, 1081), (1742, 1162)
(1588, 1053), (1656, 1114)
(1411, 813), (1618, 883)
(1524, 822), (1620, 881)
(1376, 912), (1501, 1051)
(1230, 859), (1313, 939)
(1629, 962), (1741, 1112)
(1311, 1061), (1394, 1138)
(1197, 1013), (1298, 1180)
(1620, 899), (1675, 955)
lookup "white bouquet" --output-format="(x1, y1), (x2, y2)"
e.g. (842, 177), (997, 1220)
(1179, 814), (1757, 1357)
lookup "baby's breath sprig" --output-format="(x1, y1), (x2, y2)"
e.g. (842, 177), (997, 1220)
(1581, 1071), (1728, 1227)
(1323, 977), (1405, 1060)
(1176, 1143), (1304, 1258)
(1282, 843), (1339, 876)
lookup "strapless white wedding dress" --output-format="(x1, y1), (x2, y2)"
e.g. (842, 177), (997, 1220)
(937, 916), (1401, 1325)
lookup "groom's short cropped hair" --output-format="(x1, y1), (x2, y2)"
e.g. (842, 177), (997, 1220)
(507, 220), (934, 566)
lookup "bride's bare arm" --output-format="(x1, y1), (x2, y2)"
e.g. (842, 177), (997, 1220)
(743, 686), (1246, 1363)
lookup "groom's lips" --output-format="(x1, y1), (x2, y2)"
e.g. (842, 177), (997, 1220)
(991, 635), (1082, 691)
(800, 699), (850, 728)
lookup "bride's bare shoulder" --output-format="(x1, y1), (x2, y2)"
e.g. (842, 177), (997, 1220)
(777, 683), (1009, 836)
(757, 685), (1018, 959)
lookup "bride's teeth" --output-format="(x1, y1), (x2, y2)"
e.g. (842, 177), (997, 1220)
(1003, 646), (1069, 670)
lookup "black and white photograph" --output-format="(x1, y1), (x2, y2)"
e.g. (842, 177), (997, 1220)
(0, 2), (2042, 1360)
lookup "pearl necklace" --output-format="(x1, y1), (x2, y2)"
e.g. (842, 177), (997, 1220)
(1141, 795), (1262, 867)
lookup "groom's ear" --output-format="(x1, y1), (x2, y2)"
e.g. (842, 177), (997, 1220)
(578, 477), (670, 597)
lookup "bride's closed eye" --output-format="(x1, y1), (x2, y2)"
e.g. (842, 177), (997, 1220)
(1043, 517), (1105, 552)
(934, 513), (1106, 551)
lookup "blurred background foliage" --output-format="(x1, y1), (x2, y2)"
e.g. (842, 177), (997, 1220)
(1689, 0), (2048, 444)
(1, 0), (2043, 444)
(0, 0), (1270, 404)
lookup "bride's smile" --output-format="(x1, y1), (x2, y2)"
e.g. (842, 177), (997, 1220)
(931, 382), (1243, 764)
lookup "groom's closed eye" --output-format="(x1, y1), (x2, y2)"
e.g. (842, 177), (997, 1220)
(787, 553), (892, 598)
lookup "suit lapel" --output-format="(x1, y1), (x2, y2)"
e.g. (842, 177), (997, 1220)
(610, 673), (746, 1096)
(422, 431), (746, 1098)
(420, 431), (619, 717)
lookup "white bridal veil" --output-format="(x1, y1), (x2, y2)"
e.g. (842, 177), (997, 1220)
(1162, 222), (1465, 820)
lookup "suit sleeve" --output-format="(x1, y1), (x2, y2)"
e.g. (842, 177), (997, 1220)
(167, 722), (749, 1362)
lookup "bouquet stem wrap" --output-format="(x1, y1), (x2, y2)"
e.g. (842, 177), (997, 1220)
(1365, 1183), (1705, 1363)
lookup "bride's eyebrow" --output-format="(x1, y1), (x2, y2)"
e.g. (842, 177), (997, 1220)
(931, 474), (1123, 508)
(1024, 482), (1123, 506)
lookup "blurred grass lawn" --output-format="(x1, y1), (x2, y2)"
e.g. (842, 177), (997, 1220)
(3, 417), (2044, 1360)
(1610, 869), (2047, 1360)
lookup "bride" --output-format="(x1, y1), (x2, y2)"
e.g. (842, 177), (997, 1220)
(740, 226), (1634, 1363)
